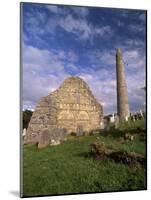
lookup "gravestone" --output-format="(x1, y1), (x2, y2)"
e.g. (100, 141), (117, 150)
(100, 121), (104, 130)
(49, 127), (68, 143)
(38, 128), (67, 148)
(23, 128), (26, 137)
(38, 129), (50, 149)
(50, 139), (61, 146)
(76, 125), (83, 136)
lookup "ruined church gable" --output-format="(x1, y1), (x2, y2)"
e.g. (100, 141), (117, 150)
(25, 76), (103, 144)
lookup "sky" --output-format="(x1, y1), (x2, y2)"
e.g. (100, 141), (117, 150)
(22, 3), (146, 115)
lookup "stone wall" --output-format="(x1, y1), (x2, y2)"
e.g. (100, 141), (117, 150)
(24, 76), (103, 144)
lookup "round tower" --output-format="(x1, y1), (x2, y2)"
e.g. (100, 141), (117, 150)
(116, 48), (130, 121)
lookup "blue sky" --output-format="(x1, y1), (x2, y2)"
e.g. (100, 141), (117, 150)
(22, 3), (146, 114)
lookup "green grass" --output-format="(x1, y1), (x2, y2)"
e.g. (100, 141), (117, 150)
(23, 119), (146, 197)
(118, 118), (146, 130)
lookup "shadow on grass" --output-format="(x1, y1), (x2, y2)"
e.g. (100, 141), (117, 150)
(75, 151), (92, 159)
(100, 127), (146, 139)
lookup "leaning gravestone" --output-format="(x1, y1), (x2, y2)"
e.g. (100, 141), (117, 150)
(38, 129), (50, 149)
(76, 125), (83, 136)
(49, 127), (67, 145)
(115, 116), (119, 129)
(38, 127), (68, 148)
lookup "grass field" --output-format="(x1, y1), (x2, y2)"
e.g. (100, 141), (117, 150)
(22, 119), (146, 197)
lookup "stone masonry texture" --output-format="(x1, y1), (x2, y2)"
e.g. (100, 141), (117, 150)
(24, 77), (103, 144)
(116, 48), (130, 121)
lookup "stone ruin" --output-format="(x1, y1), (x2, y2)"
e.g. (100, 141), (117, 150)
(24, 76), (103, 147)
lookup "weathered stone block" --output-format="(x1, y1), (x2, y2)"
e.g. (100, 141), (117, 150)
(38, 129), (50, 149)
(25, 77), (103, 145)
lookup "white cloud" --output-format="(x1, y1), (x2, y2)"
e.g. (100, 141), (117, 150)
(88, 49), (116, 67)
(46, 5), (89, 18)
(67, 51), (79, 62)
(123, 49), (146, 70)
(128, 24), (145, 33)
(57, 14), (91, 39)
(139, 13), (146, 22)
(79, 65), (145, 114)
(67, 63), (78, 72)
(124, 38), (145, 48)
(94, 25), (113, 37)
(57, 14), (113, 41)
(23, 46), (65, 76)
(25, 9), (47, 34)
(78, 47), (145, 114)
(122, 49), (145, 112)
(23, 44), (118, 114)
(23, 44), (79, 110)
(71, 7), (89, 17)
(24, 6), (113, 43)
(120, 10), (131, 18)
(23, 44), (145, 114)
(79, 68), (117, 114)
(46, 5), (60, 13)
(23, 45), (79, 73)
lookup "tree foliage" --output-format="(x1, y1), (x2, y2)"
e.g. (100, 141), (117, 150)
(23, 110), (33, 129)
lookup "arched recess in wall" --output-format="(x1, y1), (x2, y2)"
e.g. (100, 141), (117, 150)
(58, 110), (74, 120)
(77, 111), (89, 121)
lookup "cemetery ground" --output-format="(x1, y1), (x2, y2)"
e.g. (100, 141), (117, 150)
(23, 119), (146, 197)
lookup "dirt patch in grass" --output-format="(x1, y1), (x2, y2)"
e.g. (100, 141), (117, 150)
(91, 142), (146, 168)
